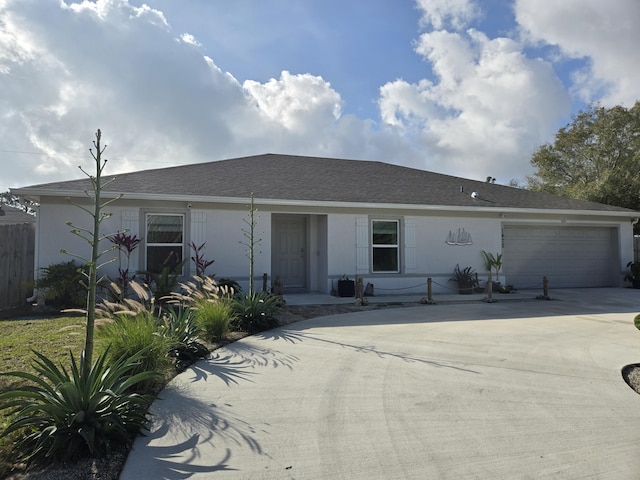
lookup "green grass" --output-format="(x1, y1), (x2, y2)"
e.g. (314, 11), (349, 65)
(0, 315), (99, 477)
(0, 315), (90, 389)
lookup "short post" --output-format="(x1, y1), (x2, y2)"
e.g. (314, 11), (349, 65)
(262, 273), (268, 293)
(537, 276), (551, 300)
(421, 277), (436, 304)
(355, 275), (365, 305)
(273, 275), (284, 297)
(485, 272), (494, 303)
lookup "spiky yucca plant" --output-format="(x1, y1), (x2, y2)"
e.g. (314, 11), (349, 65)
(0, 348), (159, 464)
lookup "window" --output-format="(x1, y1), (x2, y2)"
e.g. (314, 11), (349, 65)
(145, 214), (184, 274)
(372, 220), (399, 273)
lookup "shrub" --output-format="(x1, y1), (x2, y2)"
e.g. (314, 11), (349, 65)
(0, 348), (159, 465)
(232, 292), (281, 333)
(195, 299), (235, 342)
(160, 306), (210, 370)
(139, 261), (187, 305)
(34, 260), (89, 308)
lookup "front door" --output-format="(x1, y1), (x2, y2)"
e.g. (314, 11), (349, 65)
(272, 215), (307, 293)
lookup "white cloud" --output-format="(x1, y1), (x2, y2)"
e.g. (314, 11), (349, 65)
(379, 28), (571, 181)
(515, 0), (640, 106)
(243, 71), (343, 132)
(180, 33), (201, 47)
(415, 0), (479, 31)
(4, 0), (633, 192)
(0, 0), (420, 189)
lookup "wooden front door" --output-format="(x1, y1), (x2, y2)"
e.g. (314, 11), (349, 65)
(272, 215), (307, 293)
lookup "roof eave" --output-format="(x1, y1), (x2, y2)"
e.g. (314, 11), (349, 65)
(11, 189), (638, 218)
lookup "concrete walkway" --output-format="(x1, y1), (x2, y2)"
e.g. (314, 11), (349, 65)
(120, 288), (640, 479)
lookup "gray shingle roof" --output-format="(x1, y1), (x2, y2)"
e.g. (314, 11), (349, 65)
(0, 205), (36, 225)
(13, 153), (638, 213)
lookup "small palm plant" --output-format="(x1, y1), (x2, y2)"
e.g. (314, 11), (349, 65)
(481, 251), (503, 283)
(0, 348), (159, 464)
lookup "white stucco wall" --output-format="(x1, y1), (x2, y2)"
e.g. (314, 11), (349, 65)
(323, 213), (502, 295)
(32, 195), (638, 296)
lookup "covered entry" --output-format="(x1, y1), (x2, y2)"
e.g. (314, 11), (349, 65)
(502, 225), (617, 288)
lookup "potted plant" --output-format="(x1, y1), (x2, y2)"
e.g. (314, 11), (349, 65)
(625, 261), (640, 289)
(449, 264), (478, 294)
(481, 251), (503, 292)
(337, 274), (355, 297)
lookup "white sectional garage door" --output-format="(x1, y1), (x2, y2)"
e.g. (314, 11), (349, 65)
(502, 226), (616, 288)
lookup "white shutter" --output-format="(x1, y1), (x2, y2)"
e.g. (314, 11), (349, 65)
(121, 210), (139, 270)
(356, 217), (369, 274)
(190, 212), (207, 277)
(405, 217), (417, 273)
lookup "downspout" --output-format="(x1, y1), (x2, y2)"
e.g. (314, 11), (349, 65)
(26, 204), (40, 303)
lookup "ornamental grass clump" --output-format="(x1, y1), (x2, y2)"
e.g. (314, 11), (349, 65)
(167, 275), (236, 341)
(97, 313), (173, 390)
(195, 299), (235, 342)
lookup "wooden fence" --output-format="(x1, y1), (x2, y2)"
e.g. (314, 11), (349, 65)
(0, 223), (35, 312)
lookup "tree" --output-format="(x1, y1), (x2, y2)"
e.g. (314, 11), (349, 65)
(526, 102), (640, 218)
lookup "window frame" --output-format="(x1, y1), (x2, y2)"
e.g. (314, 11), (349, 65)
(371, 218), (401, 274)
(144, 212), (186, 276)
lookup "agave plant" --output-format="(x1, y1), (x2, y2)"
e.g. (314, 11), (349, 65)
(0, 348), (159, 464)
(161, 306), (210, 371)
(232, 291), (282, 333)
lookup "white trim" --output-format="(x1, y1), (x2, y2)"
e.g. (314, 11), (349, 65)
(12, 188), (638, 219)
(371, 219), (400, 274)
(145, 213), (185, 274)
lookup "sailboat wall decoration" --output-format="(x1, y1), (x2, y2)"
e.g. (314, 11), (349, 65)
(446, 228), (473, 246)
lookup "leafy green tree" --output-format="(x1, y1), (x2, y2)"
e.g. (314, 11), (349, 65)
(526, 102), (640, 222)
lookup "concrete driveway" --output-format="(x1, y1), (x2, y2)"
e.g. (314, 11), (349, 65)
(120, 289), (640, 479)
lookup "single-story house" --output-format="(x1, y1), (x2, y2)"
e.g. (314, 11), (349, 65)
(12, 153), (640, 297)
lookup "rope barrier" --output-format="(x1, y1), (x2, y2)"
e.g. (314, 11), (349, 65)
(374, 281), (428, 291)
(358, 276), (550, 302)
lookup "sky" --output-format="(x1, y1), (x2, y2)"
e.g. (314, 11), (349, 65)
(1, 0), (639, 192)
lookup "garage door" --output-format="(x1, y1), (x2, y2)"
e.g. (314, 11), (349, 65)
(502, 226), (616, 288)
